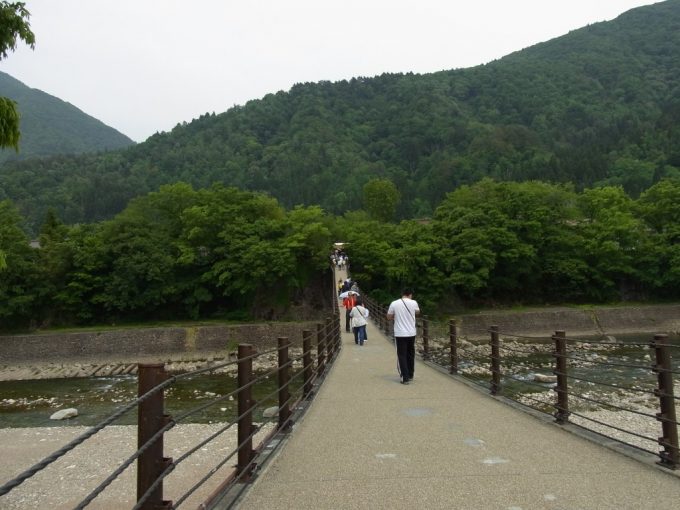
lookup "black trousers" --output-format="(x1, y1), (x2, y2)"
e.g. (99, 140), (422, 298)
(345, 309), (351, 332)
(395, 336), (415, 380)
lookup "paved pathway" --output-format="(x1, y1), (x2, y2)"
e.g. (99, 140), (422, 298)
(236, 284), (680, 509)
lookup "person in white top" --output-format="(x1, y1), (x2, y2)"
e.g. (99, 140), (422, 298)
(349, 297), (369, 345)
(386, 288), (420, 384)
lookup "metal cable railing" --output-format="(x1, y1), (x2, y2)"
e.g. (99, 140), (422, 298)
(73, 342), (316, 508)
(133, 372), (292, 510)
(392, 314), (679, 470)
(568, 410), (660, 456)
(1, 296), (343, 509)
(0, 374), (175, 497)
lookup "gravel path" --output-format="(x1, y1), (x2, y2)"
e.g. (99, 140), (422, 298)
(0, 423), (274, 509)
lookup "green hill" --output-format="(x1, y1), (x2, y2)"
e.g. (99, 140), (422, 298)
(1, 0), (679, 231)
(0, 71), (134, 162)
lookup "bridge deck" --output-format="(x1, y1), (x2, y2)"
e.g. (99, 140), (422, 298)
(236, 296), (680, 508)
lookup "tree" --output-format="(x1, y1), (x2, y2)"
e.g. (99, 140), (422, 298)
(0, 199), (38, 328)
(363, 178), (401, 222)
(0, 1), (35, 150)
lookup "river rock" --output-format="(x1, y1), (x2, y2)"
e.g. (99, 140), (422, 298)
(263, 406), (279, 418)
(533, 373), (557, 383)
(50, 408), (78, 420)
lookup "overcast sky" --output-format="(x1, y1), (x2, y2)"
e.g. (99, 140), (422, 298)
(0, 0), (661, 142)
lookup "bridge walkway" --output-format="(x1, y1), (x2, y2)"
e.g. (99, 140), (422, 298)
(235, 292), (680, 508)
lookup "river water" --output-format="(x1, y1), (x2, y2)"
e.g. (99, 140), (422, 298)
(0, 372), (293, 428)
(2, 334), (677, 427)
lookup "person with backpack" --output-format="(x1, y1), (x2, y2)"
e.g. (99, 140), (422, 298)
(342, 291), (357, 332)
(349, 297), (369, 345)
(386, 288), (420, 384)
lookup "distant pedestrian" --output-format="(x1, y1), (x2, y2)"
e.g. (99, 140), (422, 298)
(350, 297), (369, 345)
(338, 279), (344, 295)
(387, 288), (420, 384)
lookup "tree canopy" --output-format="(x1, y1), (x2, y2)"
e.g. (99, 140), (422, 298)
(0, 1), (34, 150)
(2, 1), (680, 232)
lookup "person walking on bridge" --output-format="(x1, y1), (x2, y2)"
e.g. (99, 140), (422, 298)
(342, 291), (357, 332)
(350, 297), (369, 345)
(387, 288), (420, 384)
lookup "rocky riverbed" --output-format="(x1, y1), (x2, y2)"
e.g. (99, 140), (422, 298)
(0, 422), (275, 509)
(426, 335), (679, 456)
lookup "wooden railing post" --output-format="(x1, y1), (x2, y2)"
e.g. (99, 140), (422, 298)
(278, 337), (291, 431)
(325, 316), (334, 360)
(137, 363), (172, 510)
(335, 311), (341, 351)
(302, 329), (313, 398)
(651, 334), (679, 470)
(553, 330), (570, 424)
(316, 322), (326, 375)
(490, 326), (501, 395)
(449, 319), (458, 374)
(422, 316), (430, 360)
(236, 344), (255, 480)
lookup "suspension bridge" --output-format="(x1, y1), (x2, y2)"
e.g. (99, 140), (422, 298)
(1, 268), (679, 509)
(229, 270), (680, 509)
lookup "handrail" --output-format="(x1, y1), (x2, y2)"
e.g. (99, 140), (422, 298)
(406, 314), (679, 470)
(1, 274), (343, 508)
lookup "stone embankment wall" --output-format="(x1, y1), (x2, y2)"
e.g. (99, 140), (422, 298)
(0, 322), (321, 381)
(454, 304), (680, 340)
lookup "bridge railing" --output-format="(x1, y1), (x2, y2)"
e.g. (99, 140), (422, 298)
(416, 316), (679, 471)
(0, 313), (342, 509)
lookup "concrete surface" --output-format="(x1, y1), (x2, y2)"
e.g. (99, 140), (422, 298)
(235, 311), (680, 509)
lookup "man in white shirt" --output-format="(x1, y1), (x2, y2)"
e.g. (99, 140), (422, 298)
(386, 288), (420, 384)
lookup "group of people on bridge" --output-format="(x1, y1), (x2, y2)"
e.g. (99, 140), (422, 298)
(337, 271), (420, 384)
(330, 249), (349, 270)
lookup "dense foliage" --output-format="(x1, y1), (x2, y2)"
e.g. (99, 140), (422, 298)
(1, 1), (680, 232)
(338, 178), (680, 313)
(0, 71), (134, 163)
(2, 178), (680, 331)
(0, 185), (332, 330)
(0, 1), (35, 150)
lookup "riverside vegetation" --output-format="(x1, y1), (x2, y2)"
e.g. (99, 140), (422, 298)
(2, 178), (680, 332)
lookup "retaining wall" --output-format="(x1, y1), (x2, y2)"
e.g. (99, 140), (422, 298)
(0, 322), (320, 366)
(454, 304), (680, 340)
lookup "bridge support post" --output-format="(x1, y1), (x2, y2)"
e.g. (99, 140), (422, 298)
(449, 319), (458, 374)
(137, 363), (172, 510)
(317, 322), (326, 375)
(422, 316), (430, 360)
(278, 337), (292, 431)
(335, 311), (341, 351)
(303, 330), (313, 398)
(236, 344), (255, 481)
(325, 316), (334, 361)
(651, 334), (679, 470)
(490, 326), (501, 395)
(553, 330), (570, 424)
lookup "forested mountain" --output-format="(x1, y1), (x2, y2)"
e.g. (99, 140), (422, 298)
(0, 71), (134, 163)
(2, 0), (680, 231)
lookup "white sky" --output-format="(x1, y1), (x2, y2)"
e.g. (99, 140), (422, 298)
(0, 0), (661, 142)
